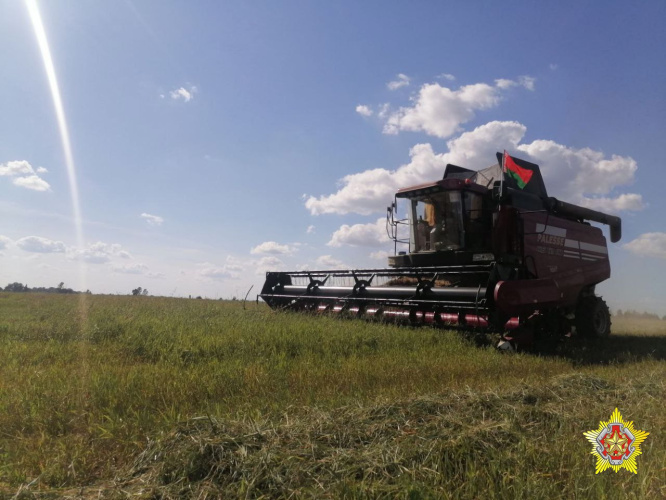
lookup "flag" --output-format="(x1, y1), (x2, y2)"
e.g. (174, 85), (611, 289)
(503, 151), (533, 189)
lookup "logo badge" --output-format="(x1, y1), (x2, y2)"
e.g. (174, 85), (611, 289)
(584, 408), (649, 474)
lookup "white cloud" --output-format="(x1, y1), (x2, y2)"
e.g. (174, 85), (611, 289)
(380, 76), (535, 139)
(0, 160), (50, 191)
(518, 76), (536, 91)
(515, 140), (641, 211)
(306, 225), (315, 234)
(623, 233), (666, 259)
(170, 86), (197, 102)
(377, 103), (390, 119)
(141, 213), (164, 226)
(383, 81), (504, 138)
(315, 255), (348, 269)
(328, 218), (389, 248)
(549, 63), (558, 71)
(199, 262), (239, 281)
(579, 194), (645, 213)
(69, 242), (129, 264)
(13, 175), (51, 191)
(250, 241), (296, 255)
(495, 76), (536, 91)
(0, 160), (35, 176)
(0, 236), (12, 250)
(306, 120), (641, 217)
(439, 73), (456, 81)
(254, 256), (285, 275)
(16, 236), (66, 253)
(306, 120), (526, 216)
(112, 263), (149, 274)
(355, 105), (373, 117)
(494, 78), (516, 90)
(370, 250), (389, 260)
(387, 73), (410, 90)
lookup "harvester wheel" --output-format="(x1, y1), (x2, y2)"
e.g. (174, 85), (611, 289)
(575, 296), (611, 338)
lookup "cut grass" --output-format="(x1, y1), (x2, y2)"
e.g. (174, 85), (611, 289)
(0, 293), (664, 498)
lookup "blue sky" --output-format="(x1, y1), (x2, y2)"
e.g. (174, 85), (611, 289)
(1, 0), (665, 313)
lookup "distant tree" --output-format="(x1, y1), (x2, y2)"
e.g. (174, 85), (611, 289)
(132, 287), (143, 296)
(57, 282), (65, 291)
(5, 282), (28, 292)
(142, 288), (149, 296)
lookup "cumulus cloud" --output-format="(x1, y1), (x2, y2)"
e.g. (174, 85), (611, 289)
(328, 218), (389, 248)
(306, 120), (526, 215)
(0, 235), (12, 250)
(250, 241), (296, 255)
(355, 105), (373, 117)
(141, 213), (164, 226)
(170, 85), (197, 102)
(315, 255), (348, 269)
(515, 140), (642, 212)
(0, 160), (50, 191)
(383, 82), (500, 138)
(439, 73), (456, 81)
(16, 236), (66, 253)
(306, 225), (315, 234)
(69, 242), (129, 264)
(306, 120), (642, 217)
(623, 233), (666, 259)
(579, 194), (645, 213)
(254, 256), (285, 275)
(387, 73), (410, 90)
(13, 175), (51, 191)
(0, 160), (34, 176)
(377, 76), (535, 139)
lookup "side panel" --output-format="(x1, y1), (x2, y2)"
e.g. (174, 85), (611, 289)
(520, 212), (610, 306)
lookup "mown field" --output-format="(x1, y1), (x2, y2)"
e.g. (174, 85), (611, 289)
(0, 292), (664, 499)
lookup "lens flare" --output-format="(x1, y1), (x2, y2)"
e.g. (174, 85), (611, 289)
(25, 0), (86, 291)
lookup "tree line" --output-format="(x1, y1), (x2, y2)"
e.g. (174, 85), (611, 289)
(3, 282), (149, 296)
(3, 282), (85, 294)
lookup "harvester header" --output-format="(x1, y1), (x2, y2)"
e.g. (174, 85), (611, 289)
(261, 152), (621, 349)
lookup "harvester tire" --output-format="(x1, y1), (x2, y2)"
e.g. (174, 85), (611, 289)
(576, 296), (611, 338)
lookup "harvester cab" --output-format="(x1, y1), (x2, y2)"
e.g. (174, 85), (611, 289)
(261, 152), (622, 349)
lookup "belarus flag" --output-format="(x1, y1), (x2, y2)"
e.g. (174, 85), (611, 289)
(503, 151), (533, 189)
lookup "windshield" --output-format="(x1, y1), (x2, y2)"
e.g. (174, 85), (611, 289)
(410, 191), (487, 253)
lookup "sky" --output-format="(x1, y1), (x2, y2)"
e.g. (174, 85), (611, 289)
(1, 0), (665, 314)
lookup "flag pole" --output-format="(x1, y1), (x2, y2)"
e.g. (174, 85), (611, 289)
(500, 150), (506, 200)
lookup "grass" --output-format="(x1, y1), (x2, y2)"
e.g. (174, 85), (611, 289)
(0, 292), (664, 498)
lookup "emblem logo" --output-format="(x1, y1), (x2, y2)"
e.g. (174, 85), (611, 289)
(584, 408), (649, 474)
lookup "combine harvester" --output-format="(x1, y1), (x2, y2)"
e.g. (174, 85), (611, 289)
(260, 152), (621, 349)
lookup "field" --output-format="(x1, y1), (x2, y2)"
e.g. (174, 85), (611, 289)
(0, 292), (664, 499)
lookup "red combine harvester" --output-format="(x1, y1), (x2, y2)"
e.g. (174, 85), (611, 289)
(260, 152), (621, 349)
